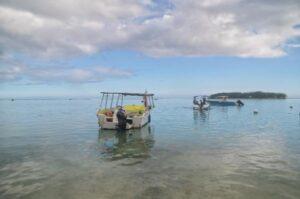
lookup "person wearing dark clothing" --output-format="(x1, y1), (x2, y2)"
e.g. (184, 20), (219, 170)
(117, 108), (127, 130)
(193, 96), (200, 106)
(199, 100), (204, 109)
(236, 99), (244, 106)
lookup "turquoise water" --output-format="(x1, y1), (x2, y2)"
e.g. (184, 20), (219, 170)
(0, 98), (300, 199)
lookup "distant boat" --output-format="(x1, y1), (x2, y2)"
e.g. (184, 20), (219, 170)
(193, 95), (210, 110)
(207, 96), (237, 106)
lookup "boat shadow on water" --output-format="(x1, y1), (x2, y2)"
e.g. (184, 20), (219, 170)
(193, 109), (209, 123)
(98, 125), (155, 164)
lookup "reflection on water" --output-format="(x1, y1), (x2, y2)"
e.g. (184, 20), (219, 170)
(0, 99), (300, 198)
(98, 125), (155, 161)
(193, 109), (209, 123)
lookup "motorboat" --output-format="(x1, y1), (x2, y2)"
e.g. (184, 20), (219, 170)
(193, 95), (210, 110)
(96, 92), (155, 130)
(207, 96), (237, 106)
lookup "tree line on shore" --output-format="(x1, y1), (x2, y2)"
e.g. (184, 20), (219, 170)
(209, 91), (287, 99)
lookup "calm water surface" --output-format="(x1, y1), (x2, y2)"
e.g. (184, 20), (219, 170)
(0, 98), (300, 199)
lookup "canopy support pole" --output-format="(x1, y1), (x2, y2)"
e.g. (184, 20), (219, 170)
(116, 94), (120, 107)
(121, 94), (124, 106)
(151, 96), (155, 108)
(100, 93), (104, 108)
(110, 94), (114, 109)
(105, 94), (108, 109)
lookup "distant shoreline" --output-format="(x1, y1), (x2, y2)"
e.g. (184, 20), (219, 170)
(2, 97), (300, 101)
(209, 91), (287, 99)
(2, 93), (300, 100)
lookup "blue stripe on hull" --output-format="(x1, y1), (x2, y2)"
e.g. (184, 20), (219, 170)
(207, 100), (236, 106)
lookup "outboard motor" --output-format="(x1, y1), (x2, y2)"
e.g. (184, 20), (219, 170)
(117, 108), (127, 130)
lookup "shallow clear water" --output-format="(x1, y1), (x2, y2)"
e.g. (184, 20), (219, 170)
(0, 98), (300, 199)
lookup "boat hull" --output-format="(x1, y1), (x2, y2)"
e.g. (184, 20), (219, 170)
(207, 100), (236, 106)
(97, 110), (150, 130)
(193, 103), (210, 110)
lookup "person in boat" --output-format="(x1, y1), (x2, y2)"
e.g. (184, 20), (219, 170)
(202, 97), (207, 105)
(236, 99), (244, 106)
(199, 99), (204, 109)
(117, 107), (127, 130)
(193, 96), (200, 106)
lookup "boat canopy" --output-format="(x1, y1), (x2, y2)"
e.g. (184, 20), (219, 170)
(101, 92), (154, 96)
(99, 92), (155, 109)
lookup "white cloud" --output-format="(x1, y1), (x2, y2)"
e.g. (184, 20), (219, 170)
(287, 44), (300, 48)
(0, 1), (149, 58)
(132, 0), (300, 57)
(0, 0), (300, 83)
(0, 64), (24, 82)
(29, 66), (133, 83)
(0, 0), (299, 58)
(0, 62), (133, 83)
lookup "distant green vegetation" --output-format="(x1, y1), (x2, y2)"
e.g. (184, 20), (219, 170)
(209, 91), (287, 99)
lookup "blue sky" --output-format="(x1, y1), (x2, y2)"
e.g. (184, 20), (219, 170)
(0, 0), (300, 98)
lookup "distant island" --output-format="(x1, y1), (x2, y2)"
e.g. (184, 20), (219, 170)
(209, 91), (287, 99)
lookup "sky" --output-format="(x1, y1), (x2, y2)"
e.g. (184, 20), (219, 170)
(0, 0), (300, 98)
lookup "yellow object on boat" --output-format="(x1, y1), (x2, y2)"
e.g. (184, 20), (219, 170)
(123, 105), (145, 113)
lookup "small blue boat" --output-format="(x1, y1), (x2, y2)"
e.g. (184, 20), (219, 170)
(207, 96), (237, 106)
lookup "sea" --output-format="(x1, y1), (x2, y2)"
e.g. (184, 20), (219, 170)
(0, 98), (300, 199)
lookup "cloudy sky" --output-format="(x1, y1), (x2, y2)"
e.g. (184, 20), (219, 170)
(0, 0), (300, 98)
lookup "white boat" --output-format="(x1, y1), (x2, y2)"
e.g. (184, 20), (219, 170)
(207, 96), (244, 106)
(206, 96), (236, 106)
(193, 95), (210, 110)
(193, 103), (210, 110)
(96, 92), (155, 130)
